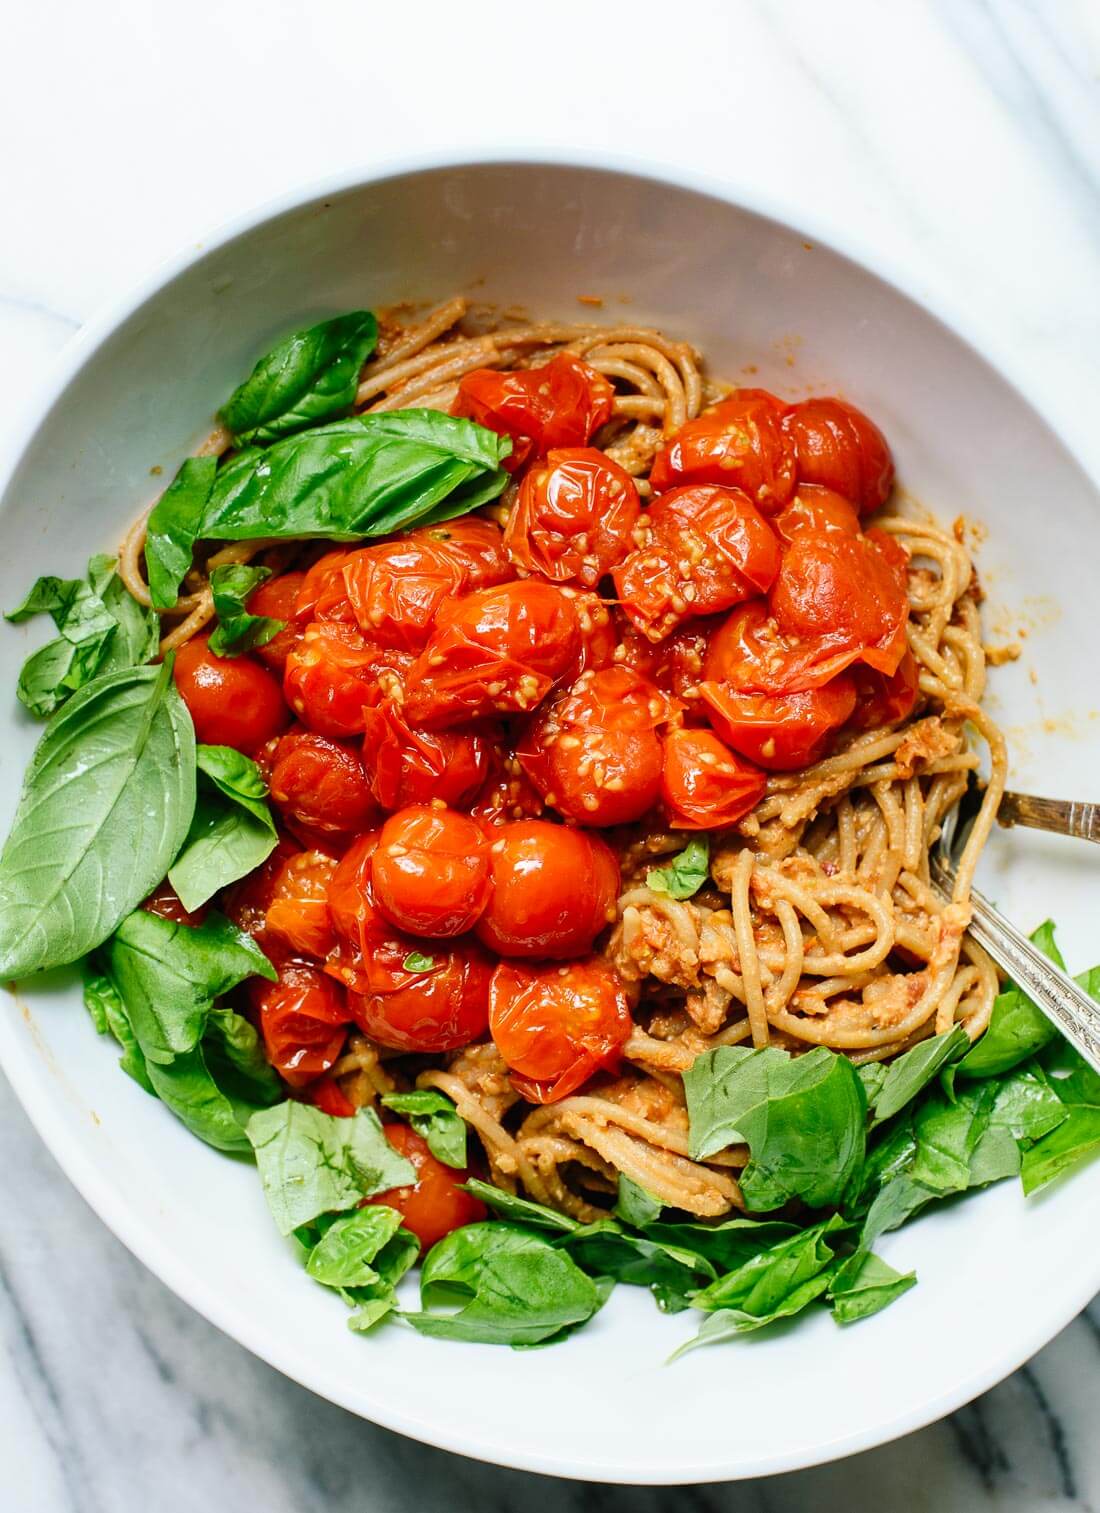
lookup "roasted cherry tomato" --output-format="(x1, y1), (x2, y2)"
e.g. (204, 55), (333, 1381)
(362, 700), (498, 811)
(284, 621), (390, 737)
(518, 666), (669, 826)
(649, 390), (797, 512)
(294, 549), (356, 621)
(612, 484), (780, 640)
(562, 589), (619, 680)
(269, 728), (379, 837)
(407, 515), (513, 591)
(700, 675), (857, 770)
(769, 527), (909, 675)
(362, 1125), (487, 1251)
(773, 484), (861, 544)
(489, 957), (632, 1103)
(247, 570), (307, 672)
(371, 806), (492, 937)
(326, 832), (420, 995)
(614, 614), (719, 718)
(342, 538), (468, 652)
(223, 834), (301, 945)
(402, 581), (579, 728)
(173, 635), (290, 753)
(504, 448), (640, 587)
(264, 849), (338, 958)
(850, 650), (920, 730)
(348, 940), (493, 1054)
(703, 599), (859, 694)
(469, 750), (547, 829)
(660, 727), (767, 829)
(475, 820), (619, 958)
(454, 353), (614, 472)
(250, 959), (350, 1089)
(782, 397), (894, 515)
(303, 1076), (356, 1118)
(142, 879), (207, 928)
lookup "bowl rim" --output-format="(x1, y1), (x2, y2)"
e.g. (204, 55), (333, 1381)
(1, 147), (1097, 1485)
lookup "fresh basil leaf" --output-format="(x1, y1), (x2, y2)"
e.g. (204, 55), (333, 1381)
(857, 1060), (888, 1107)
(828, 1250), (916, 1325)
(1020, 976), (1100, 1193)
(142, 1039), (272, 1153)
(219, 312), (379, 446)
(0, 662), (196, 978)
(204, 1004), (282, 1108)
(105, 908), (274, 1065)
(684, 1045), (866, 1210)
(347, 1296), (399, 1333)
(247, 1103), (415, 1235)
(646, 837), (709, 900)
(987, 1061), (1068, 1146)
(614, 1174), (662, 1228)
(557, 1219), (713, 1313)
(86, 555), (161, 673)
(306, 1204), (403, 1287)
(641, 1215), (801, 1274)
(402, 950), (438, 973)
(381, 1090), (467, 1168)
(206, 564), (284, 658)
(956, 921), (1064, 1080)
(869, 1025), (970, 1125)
(83, 964), (155, 1094)
(168, 745), (278, 912)
(461, 1178), (579, 1233)
(339, 1227), (423, 1333)
(404, 1223), (602, 1346)
(145, 457), (217, 609)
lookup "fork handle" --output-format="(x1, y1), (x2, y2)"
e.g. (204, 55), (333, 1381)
(998, 791), (1100, 844)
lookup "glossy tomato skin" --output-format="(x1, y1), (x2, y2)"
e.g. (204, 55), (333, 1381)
(284, 621), (395, 737)
(469, 750), (547, 829)
(370, 806), (492, 937)
(562, 589), (619, 681)
(248, 570), (307, 672)
(782, 397), (894, 515)
(518, 666), (669, 827)
(773, 484), (861, 545)
(849, 650), (920, 731)
(703, 599), (859, 694)
(303, 1075), (356, 1118)
(295, 549), (357, 622)
(649, 390), (797, 512)
(612, 484), (781, 640)
(700, 675), (857, 770)
(269, 728), (379, 837)
(362, 1125), (487, 1251)
(348, 940), (493, 1054)
(474, 820), (619, 958)
(250, 959), (350, 1089)
(769, 527), (909, 676)
(454, 353), (614, 472)
(402, 580), (580, 729)
(173, 636), (290, 753)
(264, 849), (338, 958)
(362, 700), (498, 811)
(660, 727), (767, 829)
(223, 834), (301, 946)
(142, 879), (208, 928)
(341, 538), (466, 652)
(325, 832), (419, 996)
(614, 614), (718, 719)
(504, 448), (640, 586)
(489, 957), (632, 1103)
(407, 515), (513, 591)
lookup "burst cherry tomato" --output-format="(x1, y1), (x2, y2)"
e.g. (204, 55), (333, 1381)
(371, 806), (492, 937)
(563, 589), (618, 680)
(326, 832), (419, 995)
(142, 879), (207, 928)
(361, 700), (498, 811)
(660, 727), (766, 829)
(649, 390), (797, 512)
(284, 621), (391, 736)
(850, 650), (920, 730)
(247, 570), (307, 672)
(407, 515), (513, 591)
(402, 581), (580, 728)
(303, 1076), (356, 1118)
(614, 614), (718, 718)
(769, 527), (909, 675)
(250, 959), (350, 1089)
(504, 448), (640, 586)
(489, 958), (632, 1103)
(703, 599), (858, 694)
(223, 834), (301, 945)
(348, 940), (493, 1053)
(518, 666), (668, 826)
(264, 849), (338, 958)
(469, 750), (547, 828)
(782, 397), (894, 515)
(362, 1125), (487, 1251)
(454, 353), (614, 472)
(173, 635), (290, 753)
(612, 484), (780, 640)
(475, 820), (619, 958)
(269, 728), (379, 838)
(295, 549), (356, 622)
(700, 676), (857, 770)
(342, 538), (469, 652)
(773, 484), (861, 544)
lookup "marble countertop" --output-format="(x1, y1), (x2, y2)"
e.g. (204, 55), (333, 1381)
(2, 0), (1099, 1506)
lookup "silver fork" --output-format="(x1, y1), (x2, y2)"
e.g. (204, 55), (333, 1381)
(930, 777), (1100, 1074)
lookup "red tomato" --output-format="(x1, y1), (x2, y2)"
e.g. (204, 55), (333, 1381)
(489, 958), (632, 1103)
(371, 806), (492, 937)
(325, 832), (419, 995)
(773, 484), (861, 545)
(223, 834), (301, 945)
(250, 959), (350, 1089)
(469, 750), (547, 829)
(614, 614), (718, 718)
(850, 650), (920, 730)
(269, 728), (379, 837)
(142, 879), (208, 928)
(518, 666), (668, 826)
(264, 849), (338, 959)
(612, 484), (781, 640)
(769, 527), (909, 676)
(341, 538), (467, 652)
(303, 1076), (356, 1118)
(348, 940), (493, 1053)
(454, 353), (614, 472)
(295, 549), (356, 622)
(362, 700), (498, 811)
(407, 515), (513, 591)
(562, 589), (619, 681)
(782, 397), (894, 515)
(362, 1125), (487, 1251)
(700, 676), (857, 770)
(402, 581), (580, 729)
(504, 448), (640, 586)
(284, 621), (391, 737)
(475, 820), (619, 958)
(660, 727), (767, 829)
(173, 636), (290, 753)
(703, 599), (859, 694)
(649, 390), (797, 512)
(247, 570), (307, 672)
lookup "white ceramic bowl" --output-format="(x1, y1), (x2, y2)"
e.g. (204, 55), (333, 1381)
(2, 155), (1098, 1486)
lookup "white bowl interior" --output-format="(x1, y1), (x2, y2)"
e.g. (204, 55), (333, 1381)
(1, 161), (1098, 1484)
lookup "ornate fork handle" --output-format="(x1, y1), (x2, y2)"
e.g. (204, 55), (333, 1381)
(998, 791), (1100, 844)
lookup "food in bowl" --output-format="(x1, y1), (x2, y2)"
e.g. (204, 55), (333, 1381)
(1, 298), (1096, 1353)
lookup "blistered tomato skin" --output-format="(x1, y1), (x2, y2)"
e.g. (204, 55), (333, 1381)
(407, 515), (513, 591)
(773, 484), (861, 544)
(269, 729), (379, 836)
(660, 727), (767, 830)
(769, 527), (909, 676)
(361, 701), (498, 812)
(649, 390), (797, 512)
(249, 959), (350, 1089)
(474, 820), (619, 959)
(504, 447), (640, 586)
(454, 353), (615, 472)
(700, 675), (857, 771)
(264, 849), (338, 958)
(173, 636), (290, 753)
(782, 397), (894, 515)
(489, 957), (632, 1103)
(348, 940), (493, 1054)
(283, 621), (386, 737)
(361, 1124), (487, 1251)
(370, 806), (492, 938)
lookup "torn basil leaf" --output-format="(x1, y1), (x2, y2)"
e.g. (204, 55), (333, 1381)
(461, 1179), (579, 1233)
(381, 1090), (467, 1168)
(168, 744), (278, 912)
(646, 837), (709, 900)
(828, 1250), (916, 1325)
(557, 1219), (712, 1313)
(614, 1174), (662, 1228)
(206, 564), (284, 658)
(868, 1025), (969, 1126)
(954, 921), (1064, 1080)
(145, 457), (217, 610)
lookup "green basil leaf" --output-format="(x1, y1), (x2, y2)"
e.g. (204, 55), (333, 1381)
(614, 1174), (662, 1228)
(869, 1025), (970, 1125)
(646, 837), (709, 900)
(145, 457), (217, 609)
(142, 1039), (272, 1153)
(987, 1060), (1068, 1146)
(86, 555), (161, 673)
(955, 921), (1064, 1080)
(343, 1228), (421, 1332)
(247, 1103), (415, 1235)
(219, 312), (379, 446)
(1020, 972), (1100, 1193)
(557, 1219), (713, 1313)
(206, 564), (284, 658)
(640, 1215), (801, 1274)
(828, 1250), (916, 1325)
(83, 963), (155, 1094)
(684, 1045), (866, 1210)
(0, 662), (196, 977)
(168, 745), (278, 912)
(105, 908), (273, 1065)
(381, 1090), (467, 1168)
(404, 1223), (602, 1346)
(204, 1004), (282, 1108)
(402, 950), (438, 973)
(306, 1204), (403, 1287)
(461, 1178), (579, 1233)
